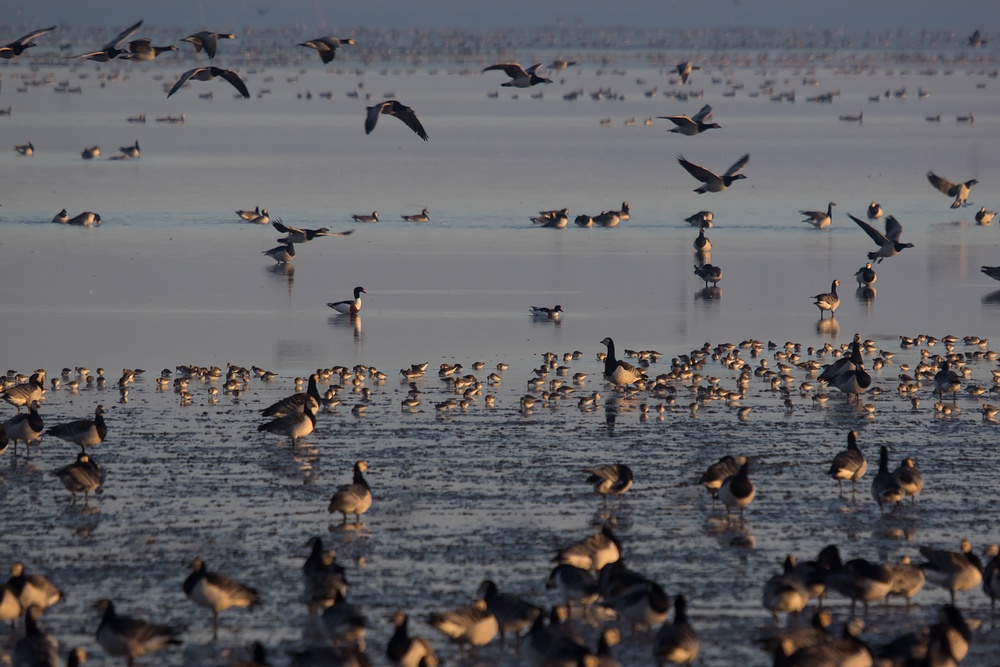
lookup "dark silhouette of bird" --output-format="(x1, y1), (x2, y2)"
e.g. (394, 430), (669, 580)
(365, 100), (428, 141)
(168, 67), (250, 99)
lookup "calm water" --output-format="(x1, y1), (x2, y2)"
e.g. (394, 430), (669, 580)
(2, 57), (1000, 666)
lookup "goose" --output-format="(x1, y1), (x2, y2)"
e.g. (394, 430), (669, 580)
(46, 405), (107, 448)
(871, 446), (904, 513)
(828, 430), (867, 495)
(183, 557), (261, 639)
(15, 141), (33, 156)
(262, 242), (295, 263)
(601, 577), (671, 633)
(13, 605), (59, 667)
(981, 265), (1000, 282)
(612, 202), (631, 221)
(893, 457), (923, 504)
(427, 599), (498, 658)
(572, 214), (593, 228)
(684, 211), (713, 227)
(546, 565), (600, 612)
(482, 62), (552, 87)
(2, 372), (45, 411)
(126, 114), (145, 123)
(829, 350), (872, 404)
(120, 39), (177, 61)
(838, 111), (863, 123)
(821, 546), (893, 615)
(775, 617), (871, 666)
(401, 209), (430, 222)
(976, 206), (996, 225)
(677, 153), (749, 193)
(600, 337), (644, 387)
(530, 305), (563, 319)
(675, 61), (700, 84)
(920, 540), (984, 605)
(288, 645), (368, 667)
(272, 219), (353, 244)
(261, 374), (320, 417)
(933, 361), (961, 401)
(181, 31), (236, 59)
(800, 202), (835, 229)
(54, 450), (104, 503)
(584, 463), (634, 508)
(927, 170), (978, 208)
(3, 401), (44, 456)
(884, 556), (925, 610)
(168, 67), (250, 99)
(118, 140), (139, 158)
(387, 612), (438, 667)
(7, 563), (62, 613)
(848, 213), (914, 263)
(365, 100), (428, 141)
(554, 525), (622, 572)
(593, 211), (620, 227)
(0, 25), (55, 59)
(257, 401), (316, 447)
(983, 544), (1000, 614)
(854, 263), (876, 287)
(719, 459), (755, 520)
(299, 36), (356, 64)
(811, 279), (840, 318)
(328, 460), (372, 523)
(95, 598), (183, 665)
(867, 202), (883, 220)
(652, 595), (699, 666)
(236, 206), (261, 221)
(67, 212), (102, 226)
(693, 226), (711, 252)
(537, 210), (568, 228)
(52, 209), (69, 224)
(328, 286), (365, 315)
(475, 580), (541, 647)
(70, 19), (142, 61)
(658, 104), (720, 136)
(762, 556), (809, 622)
(302, 537), (348, 613)
(699, 455), (744, 501)
(352, 211), (378, 223)
(245, 208), (269, 225)
(693, 263), (722, 287)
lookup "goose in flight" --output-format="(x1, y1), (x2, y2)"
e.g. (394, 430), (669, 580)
(927, 170), (978, 208)
(0, 26), (55, 59)
(272, 219), (354, 243)
(365, 100), (428, 141)
(168, 67), (250, 99)
(847, 213), (913, 263)
(70, 19), (142, 61)
(482, 63), (552, 88)
(677, 153), (749, 193)
(299, 36), (356, 64)
(181, 31), (236, 59)
(659, 104), (720, 136)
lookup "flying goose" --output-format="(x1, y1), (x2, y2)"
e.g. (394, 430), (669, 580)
(981, 265), (1000, 282)
(848, 213), (913, 263)
(600, 337), (644, 387)
(328, 460), (373, 523)
(299, 36), (356, 64)
(927, 170), (978, 208)
(658, 104), (720, 136)
(365, 100), (428, 141)
(327, 286), (365, 315)
(482, 62), (552, 87)
(168, 67), (250, 99)
(70, 19), (142, 61)
(811, 280), (840, 318)
(183, 557), (261, 639)
(94, 598), (183, 665)
(46, 405), (107, 448)
(0, 26), (55, 59)
(272, 219), (353, 243)
(675, 61), (700, 84)
(181, 31), (236, 59)
(677, 153), (749, 193)
(800, 202), (836, 229)
(121, 39), (177, 61)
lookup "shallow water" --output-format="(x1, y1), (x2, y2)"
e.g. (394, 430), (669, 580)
(2, 57), (1000, 666)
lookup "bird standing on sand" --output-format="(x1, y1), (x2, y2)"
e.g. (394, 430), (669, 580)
(811, 280), (840, 318)
(829, 430), (867, 495)
(328, 460), (373, 523)
(600, 337), (644, 387)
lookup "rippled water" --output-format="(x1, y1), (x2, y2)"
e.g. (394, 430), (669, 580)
(2, 58), (1000, 666)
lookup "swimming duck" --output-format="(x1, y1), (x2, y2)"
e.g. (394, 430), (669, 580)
(719, 459), (755, 521)
(482, 62), (552, 87)
(530, 305), (563, 319)
(600, 337), (644, 387)
(652, 595), (699, 666)
(871, 446), (904, 513)
(659, 104), (720, 136)
(46, 404), (107, 448)
(181, 31), (236, 59)
(328, 460), (372, 523)
(828, 430), (867, 495)
(975, 206), (996, 225)
(927, 170), (978, 208)
(272, 219), (353, 243)
(693, 225), (711, 252)
(261, 374), (320, 417)
(81, 146), (101, 159)
(299, 36), (356, 64)
(352, 211), (378, 222)
(0, 25), (55, 59)
(427, 599), (498, 658)
(800, 202), (835, 229)
(118, 140), (139, 158)
(54, 450), (104, 503)
(257, 401), (316, 447)
(675, 61), (700, 84)
(327, 286), (365, 315)
(388, 611), (439, 667)
(920, 540), (984, 605)
(70, 19), (142, 61)
(12, 605), (59, 667)
(867, 202), (883, 220)
(401, 209), (430, 222)
(854, 263), (876, 287)
(168, 67), (250, 99)
(693, 263), (722, 287)
(475, 580), (541, 647)
(584, 463), (634, 508)
(811, 279), (840, 318)
(677, 153), (749, 193)
(933, 362), (961, 401)
(183, 557), (261, 639)
(121, 39), (177, 61)
(15, 141), (33, 156)
(365, 100), (428, 141)
(95, 598), (183, 665)
(848, 213), (913, 263)
(685, 211), (713, 227)
(262, 242), (295, 263)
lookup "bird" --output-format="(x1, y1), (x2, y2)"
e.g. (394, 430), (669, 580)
(0, 26), (55, 59)
(981, 266), (1000, 282)
(677, 153), (749, 193)
(693, 263), (722, 287)
(327, 286), (366, 315)
(854, 263), (876, 287)
(821, 546), (894, 615)
(867, 202), (884, 220)
(933, 362), (961, 401)
(46, 405), (107, 448)
(3, 401), (44, 456)
(658, 104), (720, 136)
(328, 460), (373, 523)
(272, 219), (354, 244)
(12, 605), (59, 667)
(585, 463), (635, 508)
(15, 141), (34, 156)
(762, 556), (809, 623)
(181, 31), (236, 59)
(920, 540), (984, 605)
(826, 345), (872, 404)
(261, 374), (321, 418)
(828, 430), (867, 495)
(554, 524), (622, 572)
(652, 595), (699, 666)
(593, 211), (621, 227)
(352, 211), (378, 222)
(365, 100), (428, 141)
(427, 599), (498, 658)
(2, 372), (45, 411)
(699, 455), (744, 502)
(975, 207), (996, 225)
(401, 209), (430, 222)
(693, 225), (711, 252)
(262, 242), (295, 263)
(299, 36), (356, 64)
(70, 19), (142, 61)
(871, 446), (904, 513)
(983, 544), (1000, 615)
(257, 401), (316, 447)
(67, 211), (102, 226)
(685, 211), (713, 227)
(168, 67), (250, 99)
(7, 563), (62, 613)
(475, 580), (541, 647)
(52, 209), (69, 223)
(530, 305), (563, 319)
(236, 206), (261, 221)
(719, 459), (755, 521)
(118, 140), (140, 159)
(600, 337), (644, 387)
(800, 202), (836, 229)
(182, 557), (261, 639)
(81, 146), (101, 160)
(387, 611), (438, 667)
(811, 280), (840, 318)
(884, 556), (925, 610)
(120, 38), (177, 61)
(482, 62), (552, 87)
(848, 213), (914, 263)
(927, 170), (978, 208)
(893, 457), (923, 504)
(54, 450), (104, 503)
(675, 61), (700, 84)
(95, 598), (183, 666)
(612, 201), (631, 221)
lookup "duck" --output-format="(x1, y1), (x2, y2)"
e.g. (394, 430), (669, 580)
(328, 460), (372, 523)
(811, 279), (840, 318)
(981, 265), (1000, 282)
(719, 459), (755, 521)
(699, 455), (744, 501)
(401, 209), (430, 222)
(693, 263), (722, 287)
(183, 557), (261, 639)
(7, 563), (63, 613)
(554, 525), (622, 572)
(693, 225), (711, 252)
(828, 430), (867, 495)
(927, 170), (978, 208)
(3, 401), (44, 456)
(854, 263), (876, 287)
(15, 141), (33, 156)
(95, 598), (183, 665)
(427, 599), (498, 659)
(475, 580), (542, 647)
(327, 286), (365, 315)
(920, 540), (984, 605)
(762, 556), (809, 622)
(933, 361), (961, 401)
(272, 220), (353, 243)
(365, 100), (428, 141)
(181, 31), (236, 59)
(257, 401), (316, 447)
(871, 446), (904, 513)
(584, 463), (634, 508)
(70, 19), (142, 61)
(67, 211), (102, 226)
(848, 213), (914, 263)
(299, 36), (356, 64)
(652, 595), (699, 666)
(46, 404), (107, 448)
(352, 211), (378, 222)
(976, 206), (996, 225)
(260, 374), (321, 418)
(684, 211), (713, 227)
(12, 605), (59, 667)
(262, 242), (295, 263)
(482, 62), (552, 88)
(530, 305), (563, 319)
(600, 337), (644, 387)
(52, 209), (69, 223)
(893, 457), (923, 504)
(81, 146), (101, 159)
(800, 202), (836, 229)
(658, 104), (720, 136)
(867, 202), (884, 220)
(120, 39), (177, 61)
(387, 611), (438, 667)
(168, 67), (250, 99)
(677, 153), (749, 193)
(54, 450), (104, 503)
(0, 25), (55, 60)
(302, 537), (348, 614)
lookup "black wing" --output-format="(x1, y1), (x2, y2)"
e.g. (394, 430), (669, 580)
(364, 103), (388, 135)
(847, 213), (889, 246)
(104, 19), (143, 51)
(167, 68), (201, 98)
(723, 153), (750, 178)
(926, 170), (956, 195)
(483, 63), (527, 78)
(691, 104), (713, 123)
(677, 156), (718, 183)
(215, 68), (250, 99)
(384, 100), (429, 141)
(884, 215), (904, 243)
(271, 219), (298, 235)
(14, 25), (56, 46)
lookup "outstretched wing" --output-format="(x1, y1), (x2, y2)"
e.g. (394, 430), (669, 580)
(848, 213), (889, 245)
(926, 170), (956, 195)
(659, 116), (696, 129)
(723, 153), (750, 178)
(104, 19), (143, 51)
(677, 156), (718, 183)
(385, 100), (429, 141)
(315, 229), (354, 237)
(15, 25), (56, 46)
(884, 215), (904, 243)
(167, 68), (201, 98)
(216, 67), (250, 99)
(271, 219), (298, 235)
(482, 63), (527, 78)
(364, 102), (387, 135)
(526, 63), (545, 75)
(691, 104), (713, 123)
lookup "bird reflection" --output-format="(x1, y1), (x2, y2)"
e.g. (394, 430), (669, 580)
(695, 286), (721, 301)
(694, 249), (710, 266)
(328, 314), (362, 339)
(816, 316), (839, 338)
(982, 290), (1000, 306)
(857, 286), (876, 302)
(266, 262), (295, 300)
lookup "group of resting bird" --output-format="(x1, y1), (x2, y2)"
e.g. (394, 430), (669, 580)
(529, 203), (631, 229)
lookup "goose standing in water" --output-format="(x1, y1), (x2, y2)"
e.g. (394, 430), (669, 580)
(693, 263), (722, 287)
(927, 170), (978, 208)
(699, 455), (744, 502)
(919, 540), (984, 606)
(365, 100), (428, 141)
(693, 225), (711, 252)
(7, 562), (63, 613)
(260, 374), (321, 418)
(762, 556), (809, 623)
(3, 401), (44, 456)
(387, 611), (438, 667)
(659, 104), (719, 136)
(299, 36), (356, 64)
(475, 580), (541, 647)
(800, 202), (835, 229)
(236, 206), (261, 221)
(584, 463), (634, 509)
(183, 557), (261, 639)
(848, 213), (914, 263)
(933, 362), (961, 401)
(893, 457), (923, 504)
(719, 459), (755, 521)
(482, 62), (552, 87)
(600, 337), (644, 387)
(46, 404), (107, 448)
(54, 450), (104, 502)
(12, 605), (59, 667)
(828, 430), (867, 495)
(867, 202), (883, 220)
(677, 153), (749, 193)
(854, 263), (876, 287)
(328, 460), (373, 523)
(327, 286), (365, 315)
(811, 280), (840, 318)
(262, 242), (295, 263)
(652, 595), (699, 666)
(181, 31), (236, 59)
(94, 598), (183, 665)
(257, 401), (316, 447)
(168, 67), (250, 99)
(427, 599), (498, 658)
(871, 446), (904, 513)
